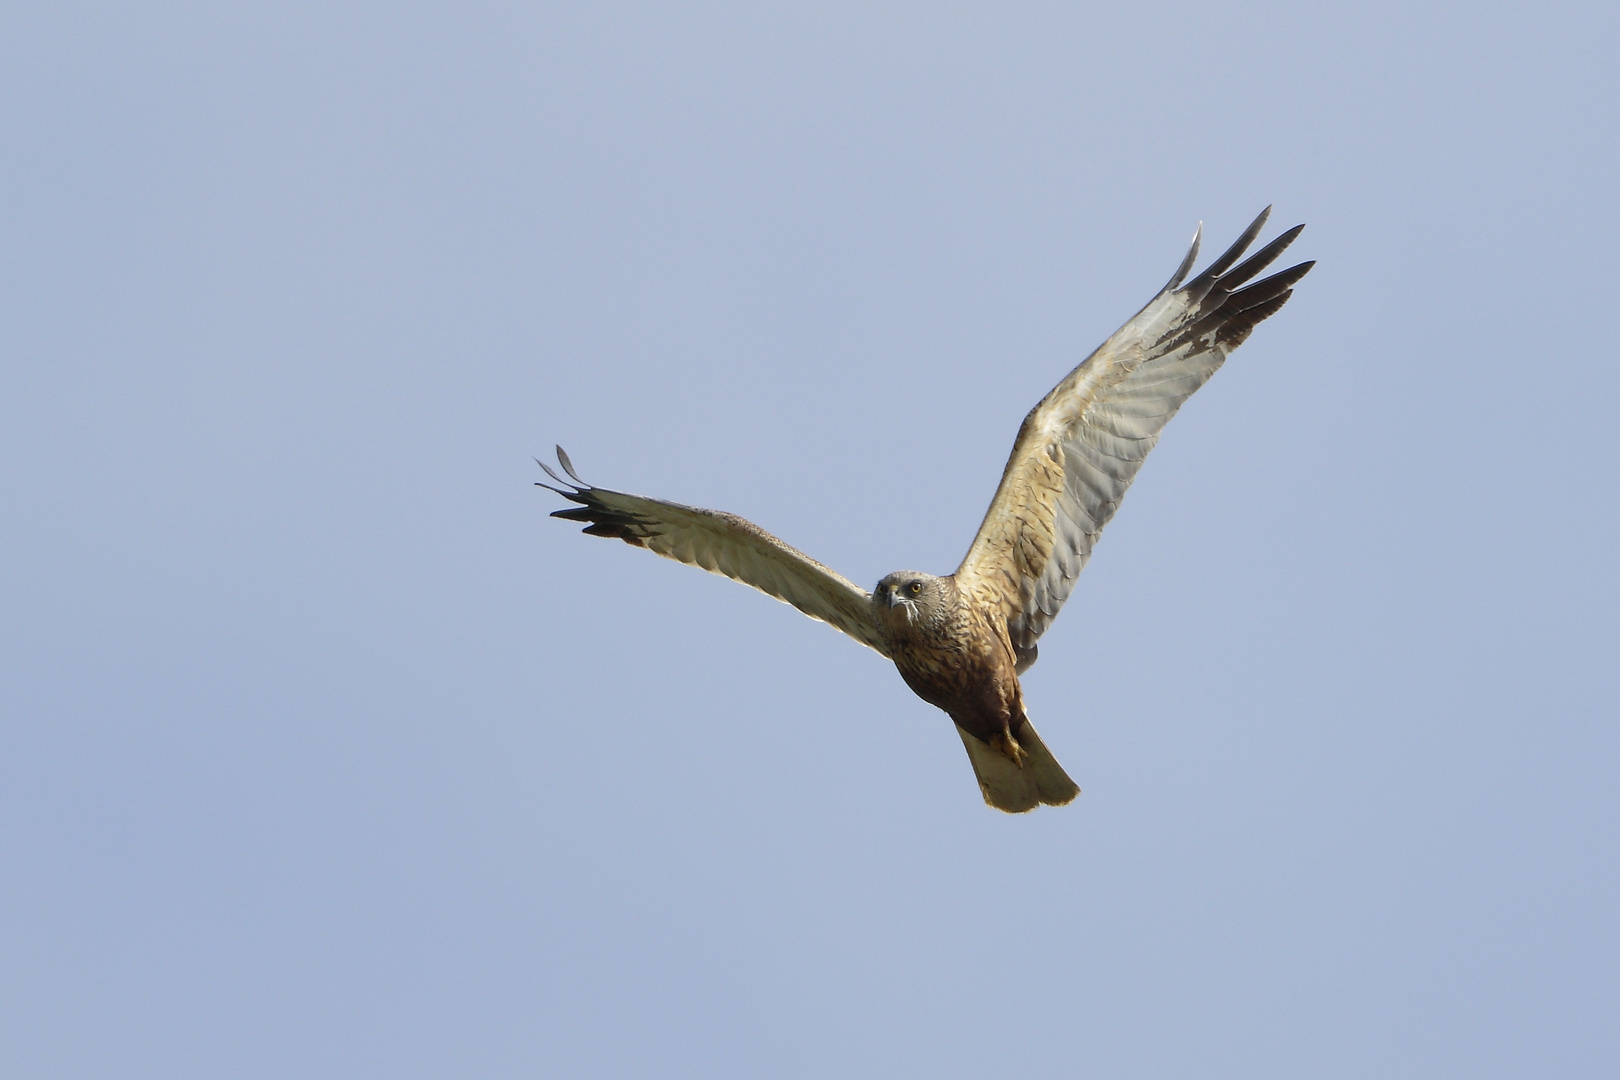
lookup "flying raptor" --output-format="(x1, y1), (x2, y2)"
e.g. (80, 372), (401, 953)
(538, 208), (1312, 812)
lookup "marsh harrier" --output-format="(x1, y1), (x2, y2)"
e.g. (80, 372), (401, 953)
(538, 208), (1311, 812)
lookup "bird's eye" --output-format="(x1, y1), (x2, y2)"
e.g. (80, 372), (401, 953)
(909, 581), (923, 595)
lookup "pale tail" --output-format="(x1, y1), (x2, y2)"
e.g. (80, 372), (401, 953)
(955, 720), (1080, 813)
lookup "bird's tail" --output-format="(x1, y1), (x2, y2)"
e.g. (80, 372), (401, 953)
(955, 719), (1080, 813)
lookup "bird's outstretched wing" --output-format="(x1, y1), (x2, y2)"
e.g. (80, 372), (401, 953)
(538, 448), (891, 657)
(955, 208), (1313, 670)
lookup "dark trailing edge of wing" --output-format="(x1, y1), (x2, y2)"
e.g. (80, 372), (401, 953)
(535, 447), (652, 547)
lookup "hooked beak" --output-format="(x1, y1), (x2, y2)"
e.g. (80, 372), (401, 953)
(880, 586), (918, 624)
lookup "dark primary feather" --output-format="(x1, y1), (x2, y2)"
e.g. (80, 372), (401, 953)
(1181, 206), (1276, 300)
(537, 452), (650, 545)
(1222, 223), (1307, 291)
(1162, 224), (1203, 292)
(555, 445), (586, 485)
(1171, 254), (1315, 353)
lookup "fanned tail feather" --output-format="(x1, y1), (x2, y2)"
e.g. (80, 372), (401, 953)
(955, 719), (1079, 813)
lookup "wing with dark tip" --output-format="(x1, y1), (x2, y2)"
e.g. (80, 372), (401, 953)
(538, 450), (891, 657)
(955, 209), (1313, 666)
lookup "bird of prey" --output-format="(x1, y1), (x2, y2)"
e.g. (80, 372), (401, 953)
(538, 208), (1311, 813)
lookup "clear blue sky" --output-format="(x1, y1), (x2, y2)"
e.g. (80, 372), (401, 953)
(3, 3), (1616, 1077)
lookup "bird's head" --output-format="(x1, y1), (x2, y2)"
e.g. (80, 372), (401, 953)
(873, 571), (951, 631)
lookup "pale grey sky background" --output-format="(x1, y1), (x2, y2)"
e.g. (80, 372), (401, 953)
(3, 3), (1617, 1077)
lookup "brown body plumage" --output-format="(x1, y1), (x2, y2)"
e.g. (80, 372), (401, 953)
(874, 572), (1079, 810)
(538, 209), (1312, 812)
